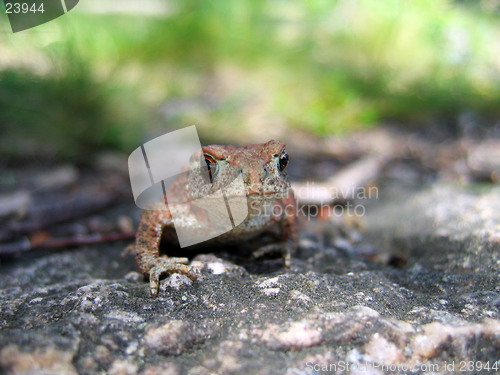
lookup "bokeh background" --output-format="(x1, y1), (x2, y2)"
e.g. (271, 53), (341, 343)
(2, 0), (500, 164)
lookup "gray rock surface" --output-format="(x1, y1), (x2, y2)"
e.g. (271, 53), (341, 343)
(1, 183), (500, 375)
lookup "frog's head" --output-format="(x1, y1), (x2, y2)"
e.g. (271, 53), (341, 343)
(186, 140), (291, 203)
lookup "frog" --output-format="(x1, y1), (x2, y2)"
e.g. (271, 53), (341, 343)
(132, 140), (297, 297)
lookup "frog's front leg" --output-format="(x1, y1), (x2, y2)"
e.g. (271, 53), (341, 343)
(252, 192), (298, 268)
(279, 191), (298, 268)
(135, 205), (197, 297)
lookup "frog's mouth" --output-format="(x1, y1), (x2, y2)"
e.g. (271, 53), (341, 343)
(218, 191), (287, 205)
(258, 191), (288, 198)
(245, 190), (289, 202)
(245, 182), (291, 199)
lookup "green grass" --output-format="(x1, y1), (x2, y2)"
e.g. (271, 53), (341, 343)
(1, 0), (500, 161)
(0, 68), (142, 161)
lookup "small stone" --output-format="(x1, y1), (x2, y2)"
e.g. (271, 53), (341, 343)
(0, 190), (31, 219)
(34, 165), (78, 190)
(207, 262), (225, 275)
(117, 215), (135, 233)
(108, 359), (138, 375)
(289, 290), (311, 304)
(0, 345), (78, 375)
(142, 362), (179, 375)
(363, 333), (402, 365)
(257, 320), (323, 350)
(142, 321), (185, 355)
(162, 273), (193, 290)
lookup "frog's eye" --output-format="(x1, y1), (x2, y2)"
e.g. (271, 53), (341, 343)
(278, 149), (289, 171)
(203, 154), (218, 183)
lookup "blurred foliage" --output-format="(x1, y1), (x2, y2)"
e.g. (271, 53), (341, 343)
(0, 67), (142, 161)
(1, 0), (500, 161)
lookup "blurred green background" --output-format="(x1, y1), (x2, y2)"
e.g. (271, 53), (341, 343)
(1, 0), (500, 163)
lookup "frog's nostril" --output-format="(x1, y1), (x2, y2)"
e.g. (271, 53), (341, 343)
(263, 166), (268, 177)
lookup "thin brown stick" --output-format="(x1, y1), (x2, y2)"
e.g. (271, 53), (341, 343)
(292, 155), (386, 205)
(0, 231), (136, 257)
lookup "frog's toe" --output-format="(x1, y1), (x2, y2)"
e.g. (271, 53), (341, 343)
(252, 244), (282, 259)
(149, 272), (160, 298)
(148, 258), (197, 297)
(282, 250), (291, 268)
(167, 257), (189, 265)
(252, 244), (291, 268)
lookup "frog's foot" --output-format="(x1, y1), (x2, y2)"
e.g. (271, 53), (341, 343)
(252, 244), (291, 268)
(149, 257), (197, 298)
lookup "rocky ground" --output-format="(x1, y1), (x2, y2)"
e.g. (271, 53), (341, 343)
(1, 129), (500, 374)
(1, 180), (499, 375)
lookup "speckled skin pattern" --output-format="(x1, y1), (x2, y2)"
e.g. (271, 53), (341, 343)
(133, 140), (298, 297)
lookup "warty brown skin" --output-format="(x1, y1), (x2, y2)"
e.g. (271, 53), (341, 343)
(133, 140), (297, 297)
